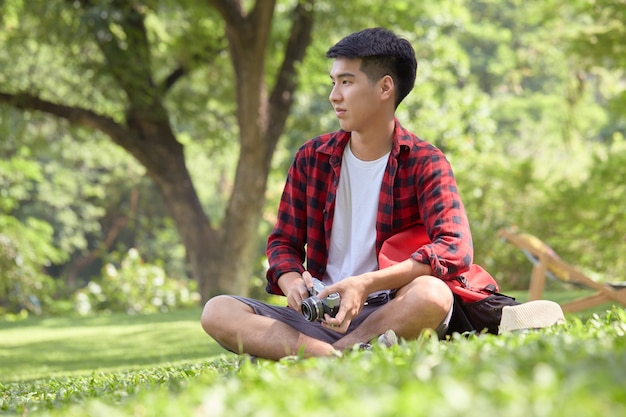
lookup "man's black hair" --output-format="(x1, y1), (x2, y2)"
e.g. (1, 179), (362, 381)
(326, 27), (417, 108)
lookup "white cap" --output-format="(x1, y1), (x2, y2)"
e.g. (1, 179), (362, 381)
(499, 300), (566, 333)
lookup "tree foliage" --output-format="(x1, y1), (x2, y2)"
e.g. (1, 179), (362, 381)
(0, 0), (315, 303)
(0, 0), (624, 314)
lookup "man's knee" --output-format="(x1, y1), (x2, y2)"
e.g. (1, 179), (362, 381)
(201, 295), (250, 337)
(400, 275), (453, 318)
(421, 275), (453, 309)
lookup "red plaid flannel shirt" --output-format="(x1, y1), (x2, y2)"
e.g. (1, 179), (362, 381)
(265, 120), (473, 295)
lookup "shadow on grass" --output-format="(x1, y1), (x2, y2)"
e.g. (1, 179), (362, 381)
(0, 308), (203, 330)
(0, 308), (231, 383)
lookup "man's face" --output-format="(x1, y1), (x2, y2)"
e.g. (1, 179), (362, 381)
(329, 57), (386, 132)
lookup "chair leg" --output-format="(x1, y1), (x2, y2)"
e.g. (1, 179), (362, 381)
(528, 253), (549, 301)
(561, 292), (610, 313)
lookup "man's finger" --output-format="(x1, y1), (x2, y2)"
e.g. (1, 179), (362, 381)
(316, 282), (337, 300)
(325, 309), (346, 325)
(301, 271), (314, 289)
(323, 314), (349, 333)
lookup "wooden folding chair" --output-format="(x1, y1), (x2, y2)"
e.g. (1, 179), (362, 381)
(498, 227), (626, 313)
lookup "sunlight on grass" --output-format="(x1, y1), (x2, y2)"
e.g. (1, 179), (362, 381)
(0, 308), (227, 383)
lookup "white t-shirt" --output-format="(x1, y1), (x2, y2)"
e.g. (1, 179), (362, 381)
(323, 142), (389, 286)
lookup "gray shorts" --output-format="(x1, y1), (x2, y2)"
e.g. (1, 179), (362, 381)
(230, 292), (452, 345)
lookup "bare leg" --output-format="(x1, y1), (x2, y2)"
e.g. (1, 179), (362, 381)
(332, 275), (453, 350)
(201, 295), (337, 360)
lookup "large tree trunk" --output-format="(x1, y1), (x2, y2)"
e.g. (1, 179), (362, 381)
(103, 107), (222, 297)
(0, 0), (314, 301)
(205, 0), (314, 298)
(142, 136), (218, 296)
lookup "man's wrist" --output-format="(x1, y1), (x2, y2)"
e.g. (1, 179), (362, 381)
(277, 271), (302, 294)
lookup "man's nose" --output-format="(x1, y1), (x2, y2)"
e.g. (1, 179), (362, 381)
(329, 85), (340, 102)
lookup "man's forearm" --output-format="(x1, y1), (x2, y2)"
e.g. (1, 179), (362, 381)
(361, 258), (433, 294)
(277, 271), (304, 295)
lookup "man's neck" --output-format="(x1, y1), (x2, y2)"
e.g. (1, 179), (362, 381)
(349, 119), (395, 161)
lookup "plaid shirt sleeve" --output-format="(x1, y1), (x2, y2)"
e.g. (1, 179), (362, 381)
(265, 160), (307, 295)
(394, 137), (473, 279)
(265, 134), (333, 295)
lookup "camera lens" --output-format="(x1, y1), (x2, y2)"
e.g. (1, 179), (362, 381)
(301, 297), (323, 322)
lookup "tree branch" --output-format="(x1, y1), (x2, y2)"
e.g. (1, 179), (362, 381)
(207, 0), (244, 27)
(160, 43), (227, 94)
(0, 92), (129, 140)
(76, 0), (162, 114)
(162, 67), (187, 93)
(266, 0), (314, 160)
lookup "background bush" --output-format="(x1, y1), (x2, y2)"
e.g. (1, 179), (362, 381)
(74, 248), (200, 315)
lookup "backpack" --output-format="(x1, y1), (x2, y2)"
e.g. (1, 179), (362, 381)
(378, 225), (518, 335)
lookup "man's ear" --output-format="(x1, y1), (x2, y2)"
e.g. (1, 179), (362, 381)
(380, 75), (395, 101)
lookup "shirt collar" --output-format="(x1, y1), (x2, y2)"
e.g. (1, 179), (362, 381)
(391, 119), (415, 157)
(317, 118), (412, 159)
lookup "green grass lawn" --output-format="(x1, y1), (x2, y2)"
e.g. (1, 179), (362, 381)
(1, 293), (625, 416)
(0, 308), (227, 383)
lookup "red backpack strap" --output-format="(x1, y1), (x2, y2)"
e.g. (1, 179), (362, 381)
(445, 265), (500, 302)
(378, 225), (431, 269)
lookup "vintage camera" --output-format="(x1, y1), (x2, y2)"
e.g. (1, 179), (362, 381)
(301, 278), (341, 322)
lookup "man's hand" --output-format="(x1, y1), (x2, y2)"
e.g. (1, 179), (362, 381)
(281, 271), (314, 313)
(316, 276), (369, 333)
